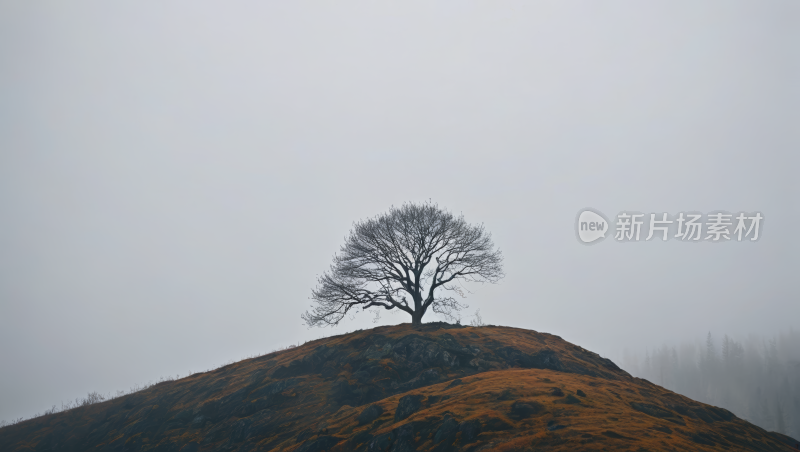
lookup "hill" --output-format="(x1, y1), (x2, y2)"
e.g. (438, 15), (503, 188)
(1, 323), (797, 451)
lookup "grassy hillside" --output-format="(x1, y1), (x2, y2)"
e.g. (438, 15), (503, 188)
(1, 323), (797, 451)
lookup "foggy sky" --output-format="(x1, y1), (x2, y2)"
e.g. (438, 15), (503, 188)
(1, 1), (798, 422)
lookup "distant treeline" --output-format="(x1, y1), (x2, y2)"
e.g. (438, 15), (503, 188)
(621, 329), (800, 439)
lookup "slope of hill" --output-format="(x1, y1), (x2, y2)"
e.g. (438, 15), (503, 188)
(1, 323), (797, 451)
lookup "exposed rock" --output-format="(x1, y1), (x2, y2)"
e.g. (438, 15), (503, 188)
(690, 432), (716, 446)
(350, 431), (374, 449)
(369, 431), (395, 452)
(229, 418), (252, 443)
(395, 395), (423, 422)
(296, 435), (342, 452)
(398, 369), (440, 392)
(425, 395), (440, 407)
(358, 404), (384, 425)
(433, 416), (459, 444)
(555, 394), (581, 404)
(179, 443), (199, 452)
(296, 429), (313, 443)
(391, 423), (416, 452)
(459, 419), (481, 443)
(510, 400), (545, 420)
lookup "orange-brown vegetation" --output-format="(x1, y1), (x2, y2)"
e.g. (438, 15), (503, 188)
(1, 324), (796, 451)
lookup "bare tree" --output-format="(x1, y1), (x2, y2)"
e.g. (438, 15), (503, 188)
(303, 202), (504, 327)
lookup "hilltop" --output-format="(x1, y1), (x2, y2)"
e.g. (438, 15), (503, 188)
(1, 323), (797, 451)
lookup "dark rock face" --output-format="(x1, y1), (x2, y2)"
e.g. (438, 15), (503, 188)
(459, 419), (481, 443)
(296, 430), (313, 443)
(258, 325), (626, 414)
(368, 431), (395, 452)
(391, 423), (416, 452)
(267, 329), (495, 410)
(395, 395), (423, 422)
(350, 431), (374, 449)
(556, 394), (581, 404)
(433, 416), (459, 444)
(296, 435), (342, 452)
(229, 418), (253, 443)
(576, 389), (586, 397)
(690, 432), (717, 446)
(358, 404), (385, 425)
(178, 443), (198, 452)
(396, 369), (440, 392)
(496, 347), (565, 372)
(510, 401), (544, 419)
(361, 418), (458, 452)
(331, 378), (358, 404)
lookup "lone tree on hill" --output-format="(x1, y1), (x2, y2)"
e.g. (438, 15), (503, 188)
(303, 202), (504, 327)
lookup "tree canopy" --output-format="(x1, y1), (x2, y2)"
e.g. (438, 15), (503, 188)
(303, 202), (504, 327)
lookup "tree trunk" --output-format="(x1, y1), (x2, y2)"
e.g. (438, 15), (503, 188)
(411, 311), (423, 325)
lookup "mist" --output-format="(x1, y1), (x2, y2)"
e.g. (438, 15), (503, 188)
(1, 1), (798, 424)
(622, 329), (800, 438)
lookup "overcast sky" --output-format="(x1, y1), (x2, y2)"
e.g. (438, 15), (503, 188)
(1, 1), (798, 422)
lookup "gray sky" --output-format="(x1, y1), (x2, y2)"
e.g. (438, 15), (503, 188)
(1, 1), (798, 422)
